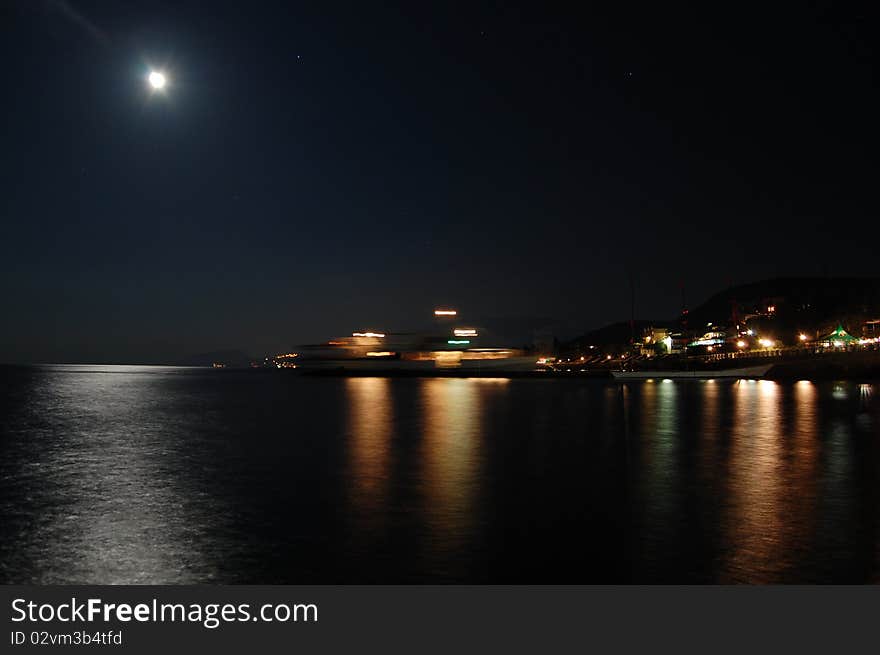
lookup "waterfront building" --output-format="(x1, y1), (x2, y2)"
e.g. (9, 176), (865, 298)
(639, 327), (673, 357)
(817, 324), (859, 348)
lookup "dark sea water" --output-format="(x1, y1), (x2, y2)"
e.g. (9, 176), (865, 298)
(1, 365), (879, 584)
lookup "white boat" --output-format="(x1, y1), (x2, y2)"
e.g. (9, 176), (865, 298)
(611, 364), (773, 380)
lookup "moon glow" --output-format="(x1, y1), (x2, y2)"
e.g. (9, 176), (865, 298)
(148, 71), (167, 89)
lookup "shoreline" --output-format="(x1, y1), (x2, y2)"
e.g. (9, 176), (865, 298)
(297, 350), (880, 381)
(296, 370), (880, 381)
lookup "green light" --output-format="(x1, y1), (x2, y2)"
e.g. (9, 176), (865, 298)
(448, 340), (470, 345)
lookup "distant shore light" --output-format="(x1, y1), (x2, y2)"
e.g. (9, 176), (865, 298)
(434, 309), (457, 316)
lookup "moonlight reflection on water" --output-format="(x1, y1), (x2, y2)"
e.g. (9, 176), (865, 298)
(0, 365), (878, 583)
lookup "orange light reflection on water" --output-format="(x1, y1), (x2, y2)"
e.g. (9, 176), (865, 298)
(718, 379), (820, 582)
(345, 378), (394, 526)
(419, 378), (483, 575)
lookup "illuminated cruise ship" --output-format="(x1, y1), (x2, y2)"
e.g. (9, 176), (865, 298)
(294, 308), (540, 373)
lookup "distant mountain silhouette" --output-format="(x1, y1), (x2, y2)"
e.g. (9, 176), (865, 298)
(569, 320), (670, 350)
(684, 277), (880, 333)
(569, 277), (880, 348)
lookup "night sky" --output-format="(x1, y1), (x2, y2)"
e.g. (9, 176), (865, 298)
(2, 1), (877, 363)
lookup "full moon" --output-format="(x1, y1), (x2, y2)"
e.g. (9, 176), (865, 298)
(148, 71), (167, 89)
